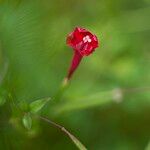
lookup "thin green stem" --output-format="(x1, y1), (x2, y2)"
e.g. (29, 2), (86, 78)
(36, 115), (87, 150)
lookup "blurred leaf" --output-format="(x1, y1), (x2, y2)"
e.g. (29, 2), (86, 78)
(145, 141), (150, 150)
(53, 90), (117, 114)
(22, 113), (32, 130)
(30, 97), (50, 113)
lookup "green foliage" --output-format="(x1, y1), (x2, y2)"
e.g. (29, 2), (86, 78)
(30, 97), (50, 113)
(22, 113), (32, 130)
(0, 0), (150, 149)
(53, 90), (115, 114)
(19, 100), (30, 112)
(145, 142), (150, 150)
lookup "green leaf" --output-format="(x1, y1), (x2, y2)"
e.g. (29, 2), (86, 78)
(22, 113), (32, 130)
(145, 141), (150, 150)
(53, 90), (115, 114)
(30, 97), (51, 113)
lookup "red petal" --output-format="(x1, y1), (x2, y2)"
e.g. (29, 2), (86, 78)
(66, 27), (99, 56)
(67, 50), (83, 79)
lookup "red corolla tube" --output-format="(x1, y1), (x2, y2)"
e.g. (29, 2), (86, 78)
(66, 27), (99, 80)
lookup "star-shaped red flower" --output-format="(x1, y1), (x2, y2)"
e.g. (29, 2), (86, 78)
(67, 27), (99, 56)
(66, 27), (99, 80)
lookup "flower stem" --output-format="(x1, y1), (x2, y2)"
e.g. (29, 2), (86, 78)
(53, 50), (83, 102)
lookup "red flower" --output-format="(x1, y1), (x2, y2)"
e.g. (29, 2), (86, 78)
(66, 27), (99, 80)
(67, 27), (99, 56)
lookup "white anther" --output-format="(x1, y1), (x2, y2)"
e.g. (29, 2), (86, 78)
(83, 35), (91, 43)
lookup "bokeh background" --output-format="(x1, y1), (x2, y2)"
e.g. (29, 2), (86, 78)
(0, 0), (150, 149)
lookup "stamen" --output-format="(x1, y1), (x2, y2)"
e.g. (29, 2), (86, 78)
(83, 35), (91, 43)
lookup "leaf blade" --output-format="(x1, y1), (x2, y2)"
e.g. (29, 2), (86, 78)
(30, 97), (51, 113)
(22, 113), (32, 130)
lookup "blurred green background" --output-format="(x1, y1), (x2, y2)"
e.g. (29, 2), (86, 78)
(0, 0), (150, 149)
